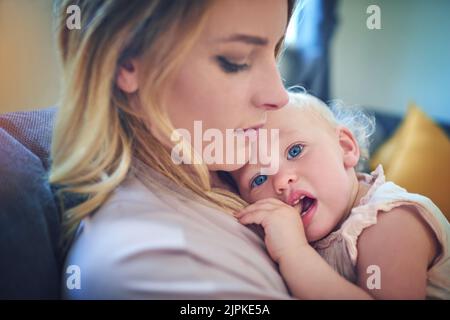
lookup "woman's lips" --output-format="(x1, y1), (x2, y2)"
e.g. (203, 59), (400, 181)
(244, 123), (265, 132)
(235, 122), (265, 133)
(234, 124), (264, 139)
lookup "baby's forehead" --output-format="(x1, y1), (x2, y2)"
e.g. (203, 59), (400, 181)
(266, 104), (332, 132)
(268, 103), (305, 120)
(268, 104), (311, 125)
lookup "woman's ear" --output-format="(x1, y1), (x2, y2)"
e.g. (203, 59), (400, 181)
(337, 126), (360, 169)
(116, 59), (139, 93)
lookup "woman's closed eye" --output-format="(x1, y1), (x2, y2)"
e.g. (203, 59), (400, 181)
(216, 56), (249, 73)
(287, 143), (304, 160)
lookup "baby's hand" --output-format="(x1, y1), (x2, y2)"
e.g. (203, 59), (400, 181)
(236, 198), (308, 263)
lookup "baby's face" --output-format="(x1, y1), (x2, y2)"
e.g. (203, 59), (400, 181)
(231, 105), (358, 242)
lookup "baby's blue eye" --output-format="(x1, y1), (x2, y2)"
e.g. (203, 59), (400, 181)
(287, 144), (304, 160)
(251, 175), (268, 188)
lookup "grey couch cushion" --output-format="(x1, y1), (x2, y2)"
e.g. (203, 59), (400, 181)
(0, 108), (60, 299)
(0, 108), (55, 170)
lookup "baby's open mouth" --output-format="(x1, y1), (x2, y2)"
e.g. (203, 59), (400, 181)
(299, 196), (316, 216)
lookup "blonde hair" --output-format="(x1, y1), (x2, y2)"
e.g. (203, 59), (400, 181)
(50, 0), (296, 244)
(287, 90), (376, 170)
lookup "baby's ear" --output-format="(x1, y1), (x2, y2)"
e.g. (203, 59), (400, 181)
(337, 126), (360, 169)
(116, 59), (139, 93)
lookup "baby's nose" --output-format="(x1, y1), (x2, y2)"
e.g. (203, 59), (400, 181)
(273, 172), (298, 195)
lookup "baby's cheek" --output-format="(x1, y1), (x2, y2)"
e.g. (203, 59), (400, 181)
(236, 185), (254, 203)
(254, 186), (279, 203)
(247, 192), (261, 203)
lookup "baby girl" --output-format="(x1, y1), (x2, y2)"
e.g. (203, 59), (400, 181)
(230, 92), (450, 299)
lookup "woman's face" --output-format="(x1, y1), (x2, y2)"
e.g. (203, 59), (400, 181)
(162, 0), (289, 171)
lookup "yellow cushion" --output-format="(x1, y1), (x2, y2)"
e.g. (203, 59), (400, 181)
(370, 104), (450, 220)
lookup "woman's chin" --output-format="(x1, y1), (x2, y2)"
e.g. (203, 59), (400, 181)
(207, 162), (247, 172)
(207, 144), (253, 172)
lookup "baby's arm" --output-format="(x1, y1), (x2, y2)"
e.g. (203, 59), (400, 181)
(355, 205), (439, 299)
(237, 198), (372, 299)
(277, 241), (373, 299)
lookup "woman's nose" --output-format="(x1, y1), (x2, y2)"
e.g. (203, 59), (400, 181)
(272, 170), (298, 195)
(251, 59), (289, 111)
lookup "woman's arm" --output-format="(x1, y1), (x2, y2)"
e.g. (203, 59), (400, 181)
(355, 206), (439, 299)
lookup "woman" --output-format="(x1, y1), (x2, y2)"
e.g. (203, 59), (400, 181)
(51, 0), (295, 299)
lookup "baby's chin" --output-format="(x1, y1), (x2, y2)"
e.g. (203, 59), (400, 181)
(306, 231), (329, 243)
(307, 217), (346, 243)
(305, 223), (336, 243)
(307, 233), (326, 243)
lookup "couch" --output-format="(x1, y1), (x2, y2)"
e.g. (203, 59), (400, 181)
(0, 108), (60, 299)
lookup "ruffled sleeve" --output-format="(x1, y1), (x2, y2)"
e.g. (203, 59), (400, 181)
(341, 165), (399, 265)
(341, 165), (450, 273)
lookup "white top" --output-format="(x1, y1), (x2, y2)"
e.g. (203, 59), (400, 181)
(313, 165), (450, 299)
(62, 165), (291, 299)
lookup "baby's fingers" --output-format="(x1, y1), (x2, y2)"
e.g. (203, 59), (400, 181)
(238, 210), (271, 226)
(235, 202), (278, 218)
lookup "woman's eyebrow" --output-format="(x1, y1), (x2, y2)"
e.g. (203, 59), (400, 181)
(217, 33), (269, 46)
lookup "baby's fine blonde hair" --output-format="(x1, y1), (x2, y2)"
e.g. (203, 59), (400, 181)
(287, 91), (376, 170)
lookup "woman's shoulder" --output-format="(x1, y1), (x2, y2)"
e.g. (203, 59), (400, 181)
(62, 175), (290, 299)
(66, 175), (208, 268)
(62, 176), (187, 298)
(100, 173), (173, 212)
(81, 175), (188, 247)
